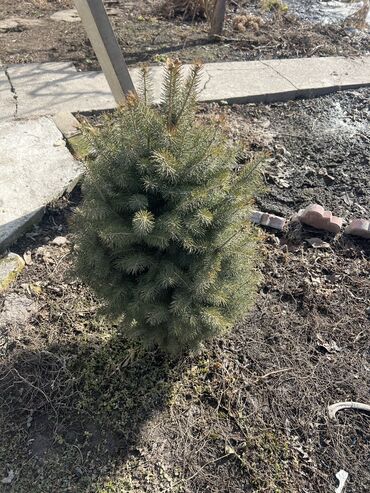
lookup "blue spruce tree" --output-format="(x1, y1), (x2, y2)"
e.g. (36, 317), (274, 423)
(74, 60), (262, 353)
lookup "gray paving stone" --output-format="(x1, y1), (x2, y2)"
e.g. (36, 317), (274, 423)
(0, 69), (15, 123)
(130, 61), (296, 104)
(7, 62), (115, 118)
(132, 56), (370, 102)
(199, 61), (296, 103)
(7, 61), (294, 116)
(265, 56), (370, 94)
(0, 117), (83, 250)
(6, 57), (370, 119)
(50, 9), (81, 22)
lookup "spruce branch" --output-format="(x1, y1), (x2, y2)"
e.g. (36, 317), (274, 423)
(176, 61), (203, 124)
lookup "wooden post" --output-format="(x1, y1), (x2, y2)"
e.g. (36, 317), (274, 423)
(74, 0), (136, 104)
(209, 0), (227, 38)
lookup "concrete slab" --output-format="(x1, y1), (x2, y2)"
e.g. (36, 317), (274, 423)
(200, 61), (297, 103)
(6, 56), (370, 118)
(0, 117), (83, 250)
(131, 56), (370, 103)
(7, 62), (115, 118)
(52, 111), (81, 138)
(265, 56), (370, 94)
(131, 61), (297, 104)
(0, 69), (15, 123)
(5, 60), (295, 117)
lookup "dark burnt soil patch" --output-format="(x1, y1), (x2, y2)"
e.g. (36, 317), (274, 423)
(211, 87), (370, 220)
(0, 0), (368, 70)
(0, 189), (369, 490)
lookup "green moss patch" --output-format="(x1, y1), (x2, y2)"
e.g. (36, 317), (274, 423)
(0, 253), (25, 292)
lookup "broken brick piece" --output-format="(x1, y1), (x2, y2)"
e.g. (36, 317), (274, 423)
(250, 210), (286, 231)
(298, 204), (343, 234)
(344, 219), (370, 239)
(250, 211), (264, 224)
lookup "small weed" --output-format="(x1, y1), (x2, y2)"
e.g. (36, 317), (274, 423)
(152, 53), (168, 63)
(75, 335), (174, 434)
(237, 430), (299, 492)
(161, 0), (214, 20)
(261, 0), (289, 13)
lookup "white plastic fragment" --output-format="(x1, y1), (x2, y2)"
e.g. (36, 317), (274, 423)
(328, 401), (370, 419)
(335, 469), (348, 493)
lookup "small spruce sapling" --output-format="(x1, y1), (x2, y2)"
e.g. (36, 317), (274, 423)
(74, 60), (262, 353)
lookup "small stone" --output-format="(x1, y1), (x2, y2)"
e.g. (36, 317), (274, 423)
(23, 250), (33, 266)
(344, 219), (370, 239)
(1, 470), (14, 485)
(0, 294), (37, 329)
(106, 7), (121, 16)
(298, 204), (343, 234)
(306, 237), (331, 249)
(51, 236), (68, 246)
(0, 253), (25, 292)
(53, 139), (65, 147)
(50, 9), (81, 23)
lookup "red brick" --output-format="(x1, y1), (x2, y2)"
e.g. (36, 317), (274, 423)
(345, 219), (370, 239)
(298, 204), (343, 234)
(250, 210), (286, 231)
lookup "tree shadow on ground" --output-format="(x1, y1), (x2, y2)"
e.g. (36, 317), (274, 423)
(0, 334), (178, 492)
(122, 38), (215, 64)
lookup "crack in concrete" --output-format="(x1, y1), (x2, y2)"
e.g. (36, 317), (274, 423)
(201, 69), (212, 93)
(260, 61), (299, 91)
(4, 67), (18, 117)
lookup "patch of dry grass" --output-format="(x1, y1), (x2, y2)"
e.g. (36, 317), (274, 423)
(161, 0), (215, 20)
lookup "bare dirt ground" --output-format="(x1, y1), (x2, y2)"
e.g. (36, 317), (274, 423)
(0, 89), (369, 492)
(213, 87), (370, 220)
(0, 0), (369, 70)
(0, 1), (369, 490)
